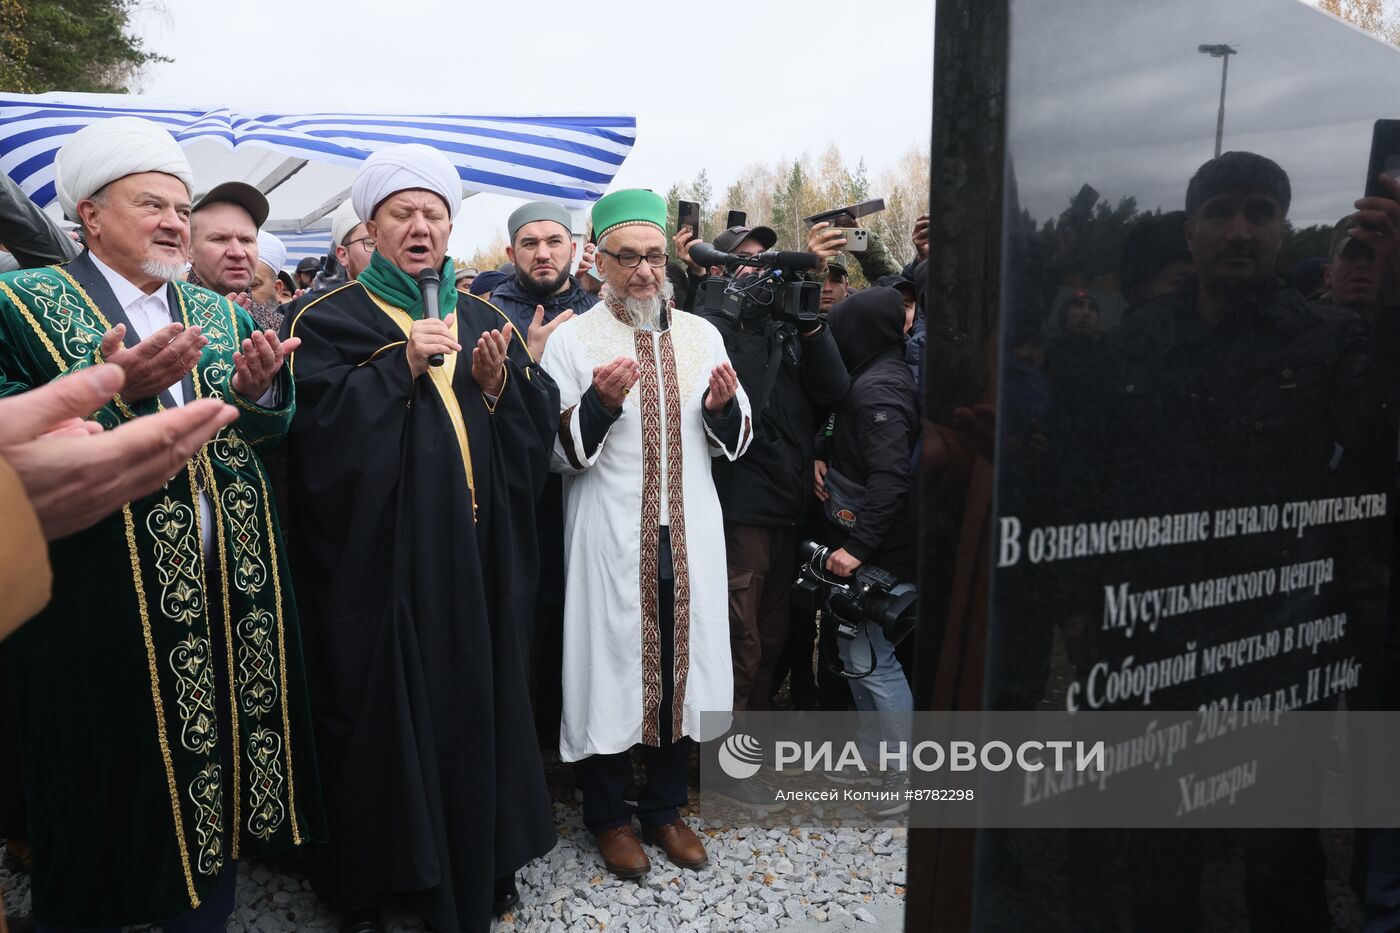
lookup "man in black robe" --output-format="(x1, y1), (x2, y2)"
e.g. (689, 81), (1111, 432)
(280, 144), (559, 933)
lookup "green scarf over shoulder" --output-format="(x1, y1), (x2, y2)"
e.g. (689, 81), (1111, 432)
(357, 250), (458, 321)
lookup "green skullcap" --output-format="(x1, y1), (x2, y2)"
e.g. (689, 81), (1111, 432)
(508, 200), (573, 243)
(592, 189), (667, 241)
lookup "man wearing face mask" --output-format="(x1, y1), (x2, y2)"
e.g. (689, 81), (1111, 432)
(282, 144), (561, 933)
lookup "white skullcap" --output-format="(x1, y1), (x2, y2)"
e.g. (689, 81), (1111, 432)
(328, 198), (362, 247)
(54, 117), (194, 222)
(351, 144), (461, 223)
(255, 230), (287, 275)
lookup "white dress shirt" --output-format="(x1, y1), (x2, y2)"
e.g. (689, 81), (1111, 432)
(89, 254), (215, 549)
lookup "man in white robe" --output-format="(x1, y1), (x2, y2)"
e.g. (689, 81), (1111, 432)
(541, 189), (752, 878)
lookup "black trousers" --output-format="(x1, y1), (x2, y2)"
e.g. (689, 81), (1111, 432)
(576, 557), (691, 834)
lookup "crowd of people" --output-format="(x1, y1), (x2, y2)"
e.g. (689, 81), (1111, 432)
(9, 85), (1400, 933)
(0, 118), (927, 933)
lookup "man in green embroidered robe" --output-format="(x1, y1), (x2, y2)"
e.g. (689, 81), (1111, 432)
(0, 117), (323, 930)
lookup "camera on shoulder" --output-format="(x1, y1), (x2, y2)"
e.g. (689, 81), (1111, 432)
(698, 270), (821, 327)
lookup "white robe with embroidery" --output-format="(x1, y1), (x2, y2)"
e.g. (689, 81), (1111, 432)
(542, 306), (752, 762)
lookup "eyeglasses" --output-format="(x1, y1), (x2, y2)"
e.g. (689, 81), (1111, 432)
(598, 248), (667, 269)
(346, 236), (376, 251)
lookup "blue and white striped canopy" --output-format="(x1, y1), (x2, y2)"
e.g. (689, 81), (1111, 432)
(279, 231), (335, 266)
(0, 92), (637, 219)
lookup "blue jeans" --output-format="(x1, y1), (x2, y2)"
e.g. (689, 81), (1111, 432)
(836, 622), (912, 766)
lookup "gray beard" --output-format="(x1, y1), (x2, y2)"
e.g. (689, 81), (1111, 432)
(603, 278), (675, 330)
(141, 259), (185, 282)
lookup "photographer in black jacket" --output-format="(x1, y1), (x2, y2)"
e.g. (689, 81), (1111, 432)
(813, 286), (918, 810)
(818, 286), (919, 582)
(690, 225), (850, 738)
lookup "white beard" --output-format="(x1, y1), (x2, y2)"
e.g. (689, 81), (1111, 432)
(140, 259), (185, 282)
(603, 277), (675, 330)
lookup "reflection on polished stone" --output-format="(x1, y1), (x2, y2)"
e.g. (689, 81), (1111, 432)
(914, 1), (1400, 930)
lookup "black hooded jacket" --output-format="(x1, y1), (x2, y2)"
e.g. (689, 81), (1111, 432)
(825, 287), (919, 569)
(489, 272), (598, 340)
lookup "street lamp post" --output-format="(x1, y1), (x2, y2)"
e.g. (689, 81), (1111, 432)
(1198, 44), (1238, 159)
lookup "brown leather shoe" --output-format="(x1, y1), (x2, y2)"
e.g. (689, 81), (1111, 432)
(643, 818), (709, 870)
(595, 824), (650, 879)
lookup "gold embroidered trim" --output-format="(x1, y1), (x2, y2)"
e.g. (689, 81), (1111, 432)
(182, 459), (224, 876)
(356, 341), (407, 367)
(659, 331), (691, 740)
(51, 265), (117, 330)
(245, 727), (287, 841)
(53, 265), (160, 419)
(199, 449), (242, 858)
(364, 291), (478, 519)
(636, 329), (663, 747)
(188, 763), (224, 877)
(123, 503), (200, 908)
(11, 266), (213, 897)
(0, 280), (66, 371)
(254, 460), (300, 844)
(558, 404), (584, 470)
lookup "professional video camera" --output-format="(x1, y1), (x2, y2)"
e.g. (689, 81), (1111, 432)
(793, 540), (918, 678)
(691, 242), (822, 327)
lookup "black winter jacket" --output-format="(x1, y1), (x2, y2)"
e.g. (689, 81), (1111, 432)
(489, 273), (597, 342)
(703, 310), (849, 527)
(825, 287), (919, 569)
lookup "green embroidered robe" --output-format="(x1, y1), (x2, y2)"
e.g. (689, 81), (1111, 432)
(0, 253), (324, 927)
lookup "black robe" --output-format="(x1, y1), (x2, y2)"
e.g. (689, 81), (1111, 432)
(280, 281), (559, 932)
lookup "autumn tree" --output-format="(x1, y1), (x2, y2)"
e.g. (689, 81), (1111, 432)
(1, 0), (170, 94)
(462, 233), (510, 278)
(664, 144), (931, 278)
(1319, 0), (1400, 42)
(866, 147), (931, 269)
(0, 0), (30, 92)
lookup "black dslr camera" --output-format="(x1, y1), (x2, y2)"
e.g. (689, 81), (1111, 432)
(793, 540), (918, 678)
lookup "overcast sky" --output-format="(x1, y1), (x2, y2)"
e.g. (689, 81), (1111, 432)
(1006, 0), (1400, 227)
(129, 0), (934, 257)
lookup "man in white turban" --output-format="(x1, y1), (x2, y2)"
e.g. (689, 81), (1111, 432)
(0, 116), (325, 932)
(281, 143), (559, 933)
(250, 229), (289, 330)
(349, 142), (462, 225)
(329, 197), (373, 281)
(52, 116), (197, 223)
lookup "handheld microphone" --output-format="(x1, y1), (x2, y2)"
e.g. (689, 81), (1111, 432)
(687, 242), (823, 273)
(417, 267), (445, 368)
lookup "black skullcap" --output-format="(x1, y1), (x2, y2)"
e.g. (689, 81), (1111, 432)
(1185, 151), (1291, 216)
